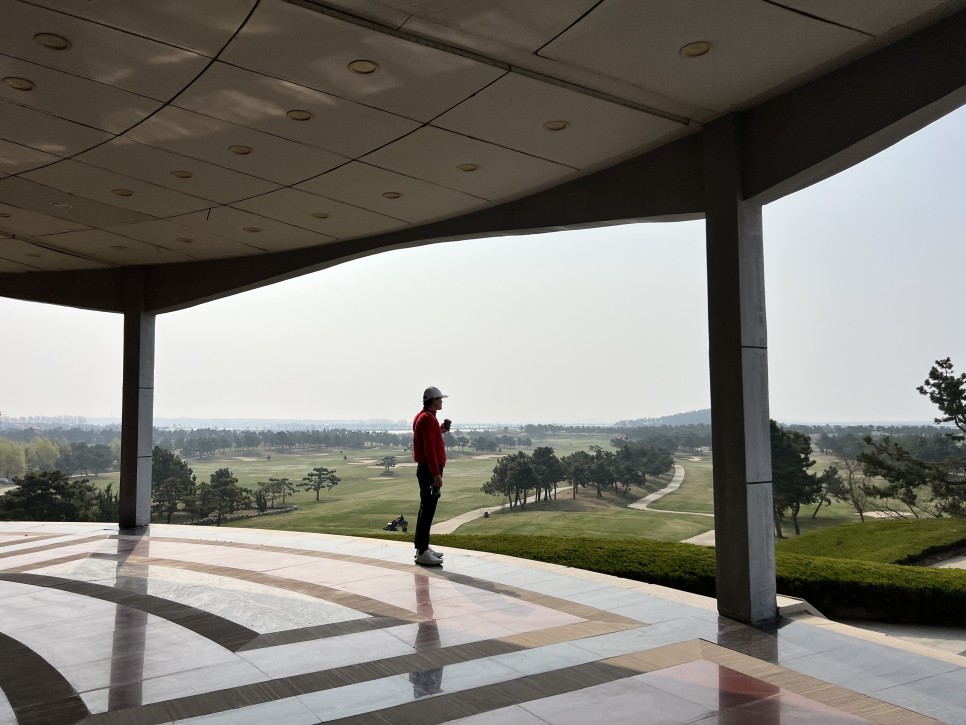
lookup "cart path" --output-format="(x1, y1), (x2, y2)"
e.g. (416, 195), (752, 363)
(433, 503), (509, 534)
(627, 464), (685, 510)
(627, 463), (716, 545)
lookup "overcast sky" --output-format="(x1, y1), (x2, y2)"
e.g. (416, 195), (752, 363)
(2, 106), (964, 427)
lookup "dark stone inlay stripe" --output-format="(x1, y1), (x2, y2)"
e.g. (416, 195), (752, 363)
(0, 534), (108, 560)
(330, 660), (640, 725)
(0, 631), (90, 725)
(0, 533), (64, 548)
(0, 572), (259, 651)
(80, 639), (526, 724)
(238, 616), (413, 651)
(2, 552), (95, 574)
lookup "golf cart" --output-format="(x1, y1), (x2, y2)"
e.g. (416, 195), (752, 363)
(383, 514), (408, 532)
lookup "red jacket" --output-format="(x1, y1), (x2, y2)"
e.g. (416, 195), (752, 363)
(413, 409), (446, 476)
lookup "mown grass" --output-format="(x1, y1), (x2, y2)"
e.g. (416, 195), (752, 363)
(647, 454), (714, 514)
(225, 447), (499, 535)
(777, 517), (966, 564)
(203, 440), (721, 542)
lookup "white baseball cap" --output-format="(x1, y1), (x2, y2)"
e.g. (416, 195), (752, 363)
(423, 386), (448, 401)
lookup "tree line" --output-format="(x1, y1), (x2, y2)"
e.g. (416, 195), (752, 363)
(772, 358), (966, 534)
(0, 436), (118, 481)
(482, 441), (675, 507)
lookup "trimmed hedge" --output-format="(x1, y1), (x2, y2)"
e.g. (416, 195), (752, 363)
(364, 531), (966, 625)
(438, 534), (718, 597)
(775, 552), (966, 625)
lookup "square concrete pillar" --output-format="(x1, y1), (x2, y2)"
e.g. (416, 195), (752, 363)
(119, 268), (155, 529)
(704, 115), (777, 623)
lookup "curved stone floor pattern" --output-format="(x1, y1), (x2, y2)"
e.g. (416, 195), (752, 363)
(0, 523), (963, 724)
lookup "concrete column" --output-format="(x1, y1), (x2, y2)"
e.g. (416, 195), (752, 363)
(703, 115), (777, 624)
(118, 268), (155, 529)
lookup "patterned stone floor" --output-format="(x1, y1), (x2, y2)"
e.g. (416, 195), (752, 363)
(0, 522), (964, 724)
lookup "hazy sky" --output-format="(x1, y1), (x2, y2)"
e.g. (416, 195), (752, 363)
(2, 106), (964, 427)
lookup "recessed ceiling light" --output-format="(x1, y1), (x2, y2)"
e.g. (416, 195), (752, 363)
(170, 170), (193, 179)
(109, 244), (128, 250)
(2, 76), (34, 91)
(228, 145), (252, 155)
(457, 163), (479, 172)
(680, 41), (713, 58)
(381, 191), (401, 199)
(310, 212), (330, 219)
(286, 109), (313, 121)
(543, 120), (569, 132)
(175, 237), (194, 244)
(49, 201), (72, 209)
(348, 59), (378, 74)
(242, 226), (261, 233)
(111, 188), (133, 197)
(34, 32), (71, 50)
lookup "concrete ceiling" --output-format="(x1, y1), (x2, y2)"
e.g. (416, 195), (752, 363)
(1, 0), (965, 310)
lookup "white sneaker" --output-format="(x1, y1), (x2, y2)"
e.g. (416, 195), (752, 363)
(427, 547), (444, 558)
(414, 550), (443, 566)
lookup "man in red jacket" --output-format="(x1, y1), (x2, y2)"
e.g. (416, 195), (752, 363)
(412, 386), (449, 566)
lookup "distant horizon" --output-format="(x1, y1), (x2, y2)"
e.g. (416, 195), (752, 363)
(0, 411), (943, 431)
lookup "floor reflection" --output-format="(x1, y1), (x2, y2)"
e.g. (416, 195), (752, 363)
(108, 533), (149, 711)
(409, 571), (443, 699)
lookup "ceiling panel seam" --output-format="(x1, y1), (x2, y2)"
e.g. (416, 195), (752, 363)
(17, 0), (253, 55)
(762, 1), (874, 36)
(282, 0), (689, 124)
(534, 0), (608, 55)
(1, 0), (260, 179)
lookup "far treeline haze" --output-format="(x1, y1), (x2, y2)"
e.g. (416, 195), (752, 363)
(0, 414), (959, 489)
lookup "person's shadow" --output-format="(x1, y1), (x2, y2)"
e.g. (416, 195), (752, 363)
(409, 572), (444, 698)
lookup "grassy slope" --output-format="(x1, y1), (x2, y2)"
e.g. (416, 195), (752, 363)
(777, 517), (966, 564)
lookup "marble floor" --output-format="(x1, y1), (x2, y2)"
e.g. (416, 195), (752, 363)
(0, 523), (964, 724)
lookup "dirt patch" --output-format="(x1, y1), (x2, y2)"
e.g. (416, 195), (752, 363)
(471, 455), (503, 460)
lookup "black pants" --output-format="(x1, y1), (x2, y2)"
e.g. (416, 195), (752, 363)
(414, 462), (440, 553)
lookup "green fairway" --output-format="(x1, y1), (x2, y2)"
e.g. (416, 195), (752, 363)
(153, 435), (720, 542)
(648, 454), (714, 514)
(213, 447), (499, 535)
(82, 433), (909, 545)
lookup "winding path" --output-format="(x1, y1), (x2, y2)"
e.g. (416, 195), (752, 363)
(432, 503), (509, 534)
(624, 463), (717, 545)
(627, 465), (697, 512)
